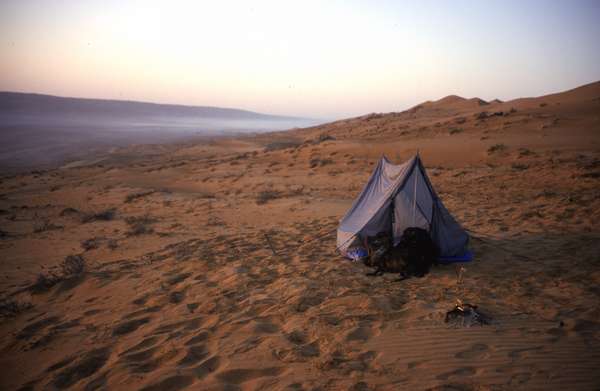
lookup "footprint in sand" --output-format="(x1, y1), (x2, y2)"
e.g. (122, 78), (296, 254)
(165, 272), (192, 286)
(123, 305), (162, 319)
(508, 346), (543, 359)
(17, 316), (60, 340)
(151, 316), (204, 335)
(407, 360), (429, 369)
(112, 317), (151, 336)
(186, 330), (210, 345)
(286, 330), (307, 345)
(254, 321), (279, 334)
(297, 341), (320, 358)
(140, 375), (195, 391)
(128, 348), (180, 374)
(345, 326), (373, 342)
(509, 372), (532, 386)
(194, 356), (221, 379)
(169, 290), (185, 304)
(178, 345), (209, 367)
(436, 366), (476, 381)
(345, 320), (381, 342)
(215, 367), (285, 385)
(455, 343), (490, 360)
(120, 347), (159, 363)
(51, 347), (111, 389)
(121, 336), (161, 355)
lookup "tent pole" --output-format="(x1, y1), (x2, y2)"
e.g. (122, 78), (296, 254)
(413, 161), (418, 226)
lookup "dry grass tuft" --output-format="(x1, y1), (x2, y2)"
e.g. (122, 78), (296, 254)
(29, 255), (86, 294)
(124, 190), (155, 203)
(256, 190), (282, 205)
(264, 140), (302, 152)
(125, 215), (156, 236)
(487, 144), (507, 154)
(0, 298), (33, 318)
(81, 208), (116, 223)
(33, 219), (63, 233)
(61, 255), (86, 276)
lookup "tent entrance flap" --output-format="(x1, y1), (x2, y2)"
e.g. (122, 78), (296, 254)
(336, 154), (469, 257)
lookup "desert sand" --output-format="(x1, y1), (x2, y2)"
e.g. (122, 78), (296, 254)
(0, 81), (599, 390)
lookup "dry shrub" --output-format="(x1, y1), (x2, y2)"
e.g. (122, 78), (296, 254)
(125, 215), (156, 236)
(81, 238), (100, 251)
(511, 163), (529, 171)
(30, 255), (86, 294)
(0, 298), (33, 318)
(33, 219), (63, 233)
(256, 190), (281, 205)
(124, 190), (155, 203)
(81, 208), (116, 223)
(30, 272), (61, 293)
(107, 239), (118, 250)
(518, 148), (534, 157)
(264, 140), (302, 152)
(59, 207), (79, 217)
(317, 134), (335, 143)
(62, 255), (86, 276)
(487, 144), (507, 154)
(309, 158), (333, 168)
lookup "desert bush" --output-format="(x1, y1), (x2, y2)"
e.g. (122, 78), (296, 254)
(124, 190), (155, 203)
(125, 215), (156, 236)
(59, 207), (79, 217)
(264, 140), (302, 152)
(511, 163), (529, 171)
(581, 172), (600, 178)
(518, 148), (534, 157)
(33, 219), (63, 233)
(0, 298), (33, 317)
(317, 134), (335, 143)
(256, 190), (281, 205)
(61, 255), (86, 276)
(107, 239), (118, 250)
(30, 272), (61, 293)
(487, 144), (507, 154)
(128, 223), (154, 236)
(309, 158), (333, 168)
(81, 208), (116, 223)
(449, 127), (463, 135)
(81, 238), (100, 251)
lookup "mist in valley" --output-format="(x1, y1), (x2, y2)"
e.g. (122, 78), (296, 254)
(0, 93), (320, 172)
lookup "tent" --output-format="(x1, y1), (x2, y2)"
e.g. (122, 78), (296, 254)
(337, 154), (469, 257)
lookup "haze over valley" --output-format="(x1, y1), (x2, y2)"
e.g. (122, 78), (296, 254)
(0, 92), (319, 172)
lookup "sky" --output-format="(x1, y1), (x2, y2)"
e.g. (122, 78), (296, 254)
(1, 0), (599, 119)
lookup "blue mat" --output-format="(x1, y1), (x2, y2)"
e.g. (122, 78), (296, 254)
(438, 250), (473, 264)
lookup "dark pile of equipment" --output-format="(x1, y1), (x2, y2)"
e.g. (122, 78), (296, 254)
(445, 302), (492, 327)
(364, 227), (439, 280)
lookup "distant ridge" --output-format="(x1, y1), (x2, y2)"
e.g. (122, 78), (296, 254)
(424, 95), (489, 109)
(0, 91), (306, 122)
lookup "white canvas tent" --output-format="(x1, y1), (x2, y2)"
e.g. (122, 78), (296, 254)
(337, 154), (469, 257)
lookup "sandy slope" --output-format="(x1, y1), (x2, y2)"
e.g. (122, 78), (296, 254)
(0, 82), (599, 390)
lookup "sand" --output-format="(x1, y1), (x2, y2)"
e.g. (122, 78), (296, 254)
(0, 81), (599, 390)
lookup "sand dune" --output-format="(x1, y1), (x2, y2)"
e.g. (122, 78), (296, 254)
(0, 81), (599, 390)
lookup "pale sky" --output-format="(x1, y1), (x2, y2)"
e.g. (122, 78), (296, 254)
(1, 0), (599, 119)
